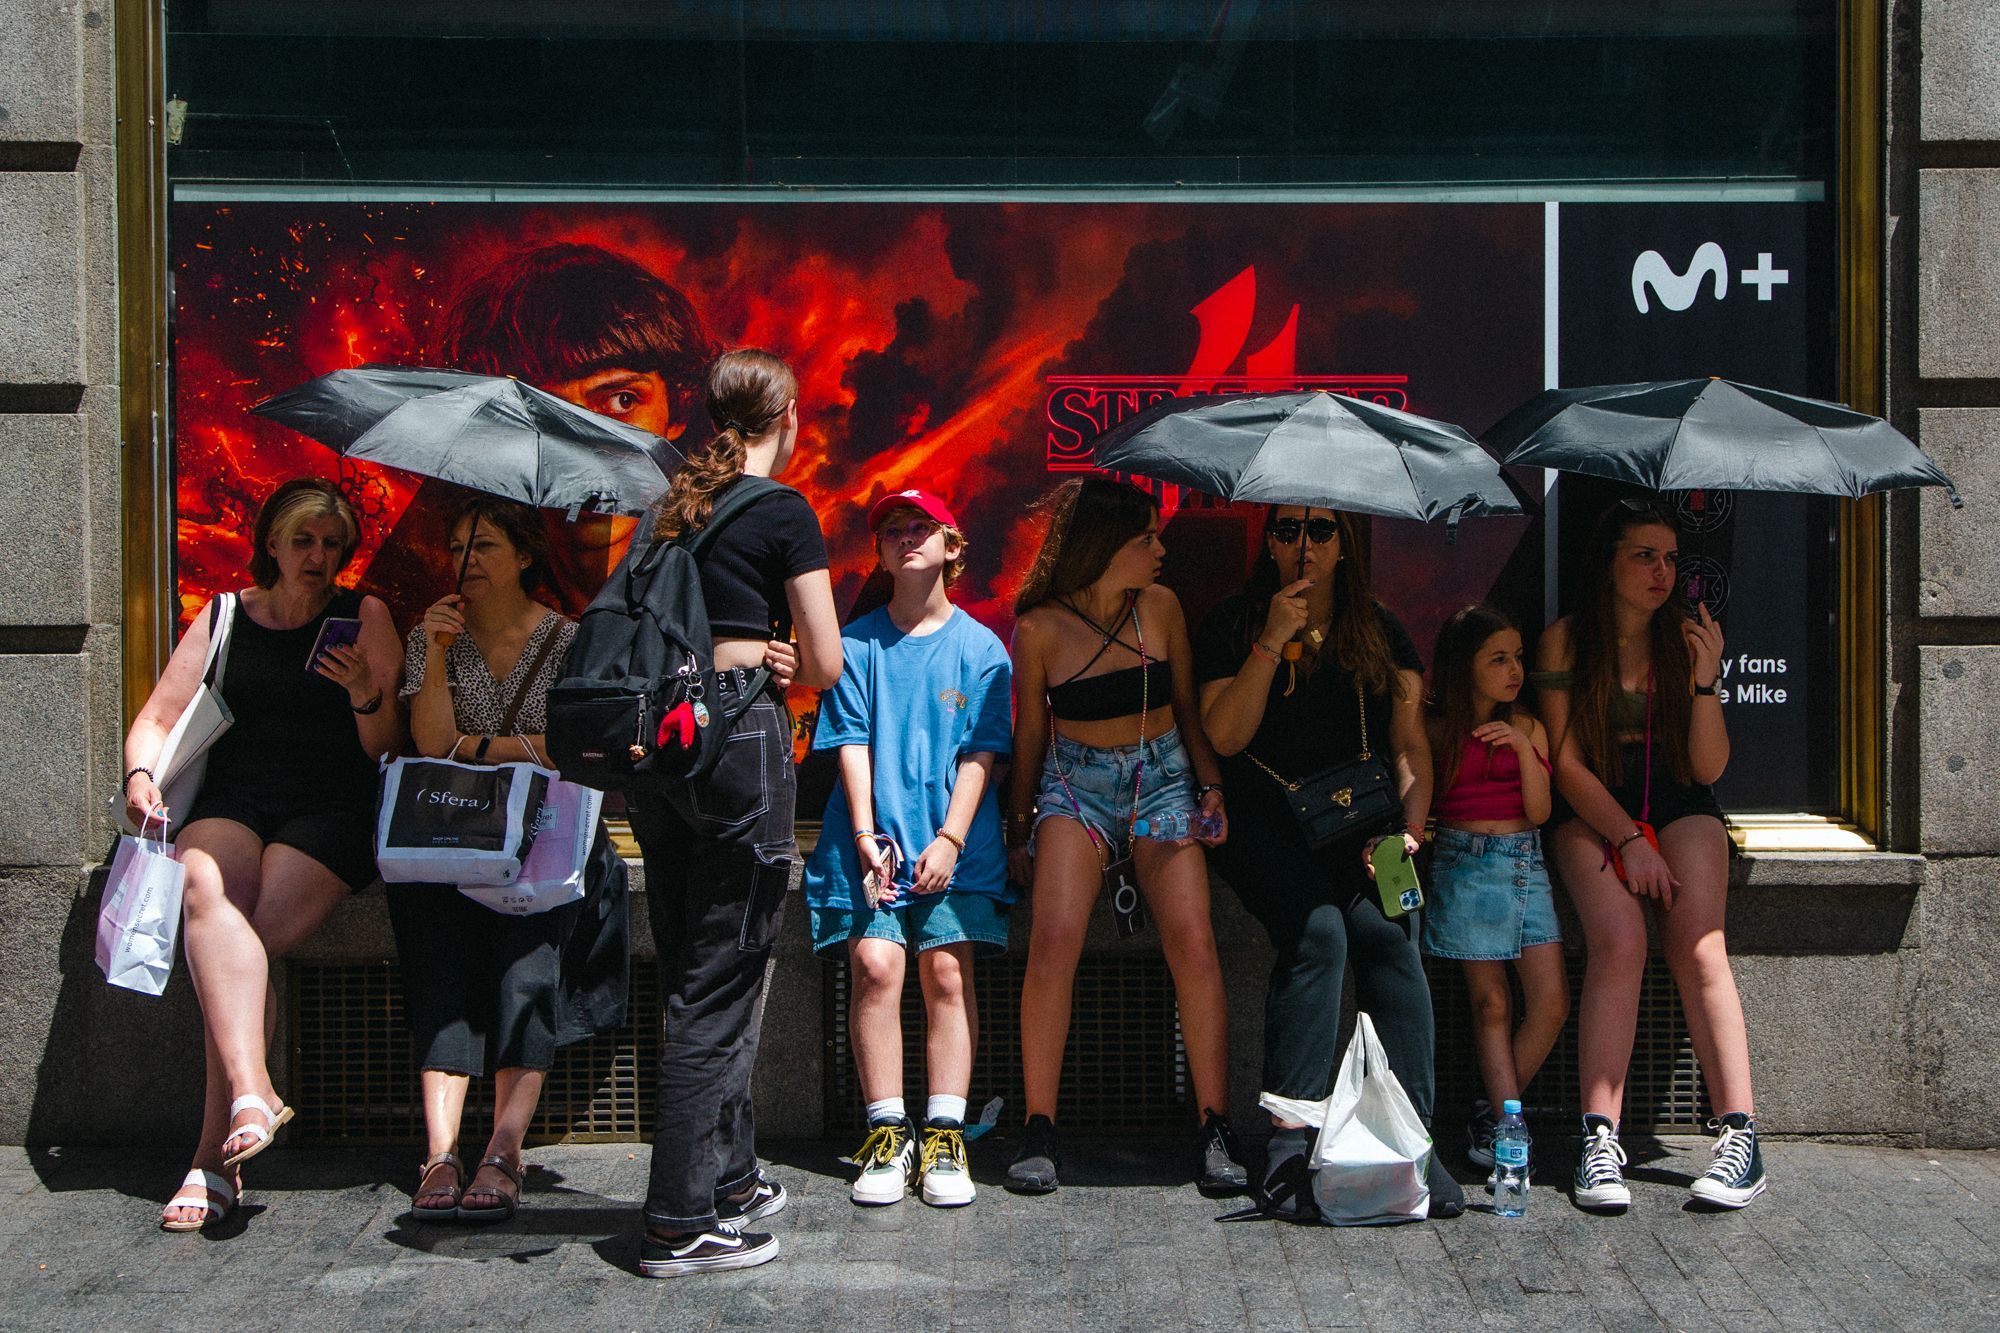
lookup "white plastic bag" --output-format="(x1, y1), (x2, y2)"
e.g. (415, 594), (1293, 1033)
(458, 779), (602, 915)
(375, 757), (549, 886)
(1260, 1011), (1433, 1225)
(126, 593), (236, 836)
(96, 818), (187, 996)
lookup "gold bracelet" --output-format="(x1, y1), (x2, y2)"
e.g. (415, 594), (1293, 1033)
(937, 828), (966, 853)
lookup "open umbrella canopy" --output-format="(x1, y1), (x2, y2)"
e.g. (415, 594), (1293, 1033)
(1487, 377), (1962, 506)
(253, 365), (681, 518)
(1090, 390), (1526, 530)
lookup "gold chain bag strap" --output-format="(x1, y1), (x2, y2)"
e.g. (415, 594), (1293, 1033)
(1244, 681), (1402, 850)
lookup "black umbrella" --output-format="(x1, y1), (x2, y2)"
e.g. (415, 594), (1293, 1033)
(253, 364), (682, 520)
(1487, 377), (1962, 507)
(1090, 390), (1527, 537)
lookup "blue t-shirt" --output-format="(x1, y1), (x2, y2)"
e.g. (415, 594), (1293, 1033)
(804, 606), (1015, 910)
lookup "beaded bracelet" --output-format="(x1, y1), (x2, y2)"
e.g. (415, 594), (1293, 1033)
(123, 765), (155, 791)
(937, 828), (966, 853)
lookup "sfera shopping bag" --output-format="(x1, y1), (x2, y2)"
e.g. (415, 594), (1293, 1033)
(459, 779), (602, 915)
(96, 820), (187, 996)
(375, 757), (549, 886)
(1259, 1012), (1433, 1225)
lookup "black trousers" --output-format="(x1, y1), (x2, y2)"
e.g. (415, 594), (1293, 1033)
(629, 676), (797, 1233)
(1211, 794), (1436, 1122)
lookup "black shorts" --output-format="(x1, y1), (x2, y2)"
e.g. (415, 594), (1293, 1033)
(1550, 742), (1726, 834)
(178, 783), (379, 890)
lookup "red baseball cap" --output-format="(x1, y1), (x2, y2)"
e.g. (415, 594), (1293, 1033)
(867, 488), (957, 531)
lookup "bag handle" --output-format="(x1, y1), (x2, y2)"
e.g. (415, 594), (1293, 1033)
(495, 616), (563, 738)
(201, 592), (236, 689)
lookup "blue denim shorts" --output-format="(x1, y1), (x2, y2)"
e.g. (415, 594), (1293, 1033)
(1421, 829), (1561, 961)
(809, 891), (1011, 957)
(1034, 727), (1198, 850)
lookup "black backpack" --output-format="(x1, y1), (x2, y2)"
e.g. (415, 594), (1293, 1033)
(546, 476), (786, 792)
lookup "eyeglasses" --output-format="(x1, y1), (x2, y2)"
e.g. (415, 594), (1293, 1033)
(1270, 517), (1340, 545)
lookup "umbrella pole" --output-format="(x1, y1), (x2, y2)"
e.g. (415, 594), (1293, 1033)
(440, 509), (480, 648)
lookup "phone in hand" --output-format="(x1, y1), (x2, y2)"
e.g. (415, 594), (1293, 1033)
(307, 616), (363, 672)
(1371, 836), (1424, 918)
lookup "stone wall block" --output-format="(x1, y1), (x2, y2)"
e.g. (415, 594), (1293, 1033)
(0, 654), (87, 866)
(1917, 410), (2000, 617)
(1921, 858), (2000, 1146)
(1734, 954), (1922, 1135)
(0, 172), (84, 385)
(1918, 646), (2000, 855)
(0, 1), (83, 145)
(1918, 170), (2000, 382)
(1922, 0), (2000, 141)
(0, 416), (87, 624)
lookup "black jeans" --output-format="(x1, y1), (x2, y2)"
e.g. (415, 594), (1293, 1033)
(629, 673), (798, 1233)
(1211, 793), (1435, 1121)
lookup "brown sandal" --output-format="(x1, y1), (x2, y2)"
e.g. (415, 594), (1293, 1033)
(456, 1155), (523, 1224)
(412, 1152), (466, 1222)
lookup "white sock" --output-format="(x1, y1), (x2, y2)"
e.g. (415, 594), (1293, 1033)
(927, 1095), (968, 1126)
(865, 1097), (907, 1126)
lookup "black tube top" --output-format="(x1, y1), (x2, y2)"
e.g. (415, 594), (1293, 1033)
(1046, 659), (1175, 723)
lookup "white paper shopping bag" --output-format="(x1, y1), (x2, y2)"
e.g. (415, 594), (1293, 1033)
(96, 820), (187, 996)
(1259, 1011), (1433, 1225)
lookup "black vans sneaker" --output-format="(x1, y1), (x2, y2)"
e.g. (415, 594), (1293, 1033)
(1572, 1114), (1632, 1211)
(639, 1221), (779, 1277)
(715, 1169), (787, 1226)
(1196, 1110), (1249, 1196)
(1689, 1112), (1767, 1209)
(1466, 1099), (1498, 1170)
(1006, 1115), (1061, 1194)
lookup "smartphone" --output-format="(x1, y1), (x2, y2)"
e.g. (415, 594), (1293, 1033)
(1371, 836), (1424, 918)
(307, 616), (363, 672)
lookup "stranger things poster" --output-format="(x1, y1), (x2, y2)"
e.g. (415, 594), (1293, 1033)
(170, 199), (1825, 812)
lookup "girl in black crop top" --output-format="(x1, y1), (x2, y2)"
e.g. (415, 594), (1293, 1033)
(121, 479), (404, 1231)
(629, 350), (843, 1271)
(1003, 477), (1242, 1197)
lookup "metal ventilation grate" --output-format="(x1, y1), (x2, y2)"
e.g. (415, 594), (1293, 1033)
(288, 962), (659, 1145)
(1426, 954), (1713, 1131)
(825, 954), (1188, 1135)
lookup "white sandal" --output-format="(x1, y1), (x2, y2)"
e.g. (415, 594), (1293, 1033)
(160, 1169), (239, 1232)
(220, 1094), (295, 1168)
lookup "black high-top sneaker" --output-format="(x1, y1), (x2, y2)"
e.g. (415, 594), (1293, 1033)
(1689, 1112), (1767, 1209)
(1196, 1110), (1250, 1196)
(1005, 1114), (1061, 1194)
(1572, 1113), (1631, 1211)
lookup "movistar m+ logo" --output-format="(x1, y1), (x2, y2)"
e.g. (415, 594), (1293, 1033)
(1631, 244), (1789, 314)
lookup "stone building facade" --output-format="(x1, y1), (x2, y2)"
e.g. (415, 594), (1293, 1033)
(0, 1), (1993, 1148)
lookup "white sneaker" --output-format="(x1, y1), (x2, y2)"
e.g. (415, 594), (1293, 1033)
(918, 1120), (976, 1208)
(847, 1119), (915, 1206)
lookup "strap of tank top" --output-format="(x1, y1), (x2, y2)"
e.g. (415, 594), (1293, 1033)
(1054, 599), (1140, 688)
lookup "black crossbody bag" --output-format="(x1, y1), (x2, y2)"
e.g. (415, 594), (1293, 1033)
(1245, 682), (1401, 850)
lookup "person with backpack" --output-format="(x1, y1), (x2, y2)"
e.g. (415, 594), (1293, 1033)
(599, 350), (842, 1277)
(805, 489), (1013, 1209)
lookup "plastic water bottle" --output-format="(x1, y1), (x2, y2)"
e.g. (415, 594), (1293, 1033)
(1132, 810), (1224, 841)
(1492, 1099), (1530, 1216)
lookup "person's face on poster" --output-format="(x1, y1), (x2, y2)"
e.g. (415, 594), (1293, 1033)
(543, 367), (681, 440)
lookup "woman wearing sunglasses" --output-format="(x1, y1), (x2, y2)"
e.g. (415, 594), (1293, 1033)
(1196, 504), (1462, 1220)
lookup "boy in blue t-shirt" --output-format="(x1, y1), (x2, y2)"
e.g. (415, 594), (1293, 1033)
(805, 489), (1013, 1208)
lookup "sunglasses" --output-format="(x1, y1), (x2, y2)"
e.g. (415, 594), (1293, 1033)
(1270, 517), (1340, 545)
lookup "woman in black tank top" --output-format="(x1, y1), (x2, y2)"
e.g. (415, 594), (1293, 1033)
(122, 479), (404, 1231)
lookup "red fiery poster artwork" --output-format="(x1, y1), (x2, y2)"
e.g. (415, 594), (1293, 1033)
(172, 202), (1544, 756)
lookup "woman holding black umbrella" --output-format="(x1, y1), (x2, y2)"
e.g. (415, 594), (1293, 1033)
(1535, 500), (1763, 1212)
(1195, 504), (1463, 1220)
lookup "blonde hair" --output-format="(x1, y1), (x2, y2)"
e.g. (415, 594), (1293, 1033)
(250, 478), (360, 588)
(874, 504), (968, 587)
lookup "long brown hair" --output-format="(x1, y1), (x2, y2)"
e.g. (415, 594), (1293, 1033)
(1426, 603), (1523, 798)
(1013, 477), (1158, 615)
(1239, 508), (1400, 699)
(1566, 501), (1694, 785)
(654, 349), (796, 541)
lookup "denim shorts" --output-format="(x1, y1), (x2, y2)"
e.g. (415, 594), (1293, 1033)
(809, 891), (1011, 957)
(1421, 828), (1561, 961)
(1034, 727), (1198, 850)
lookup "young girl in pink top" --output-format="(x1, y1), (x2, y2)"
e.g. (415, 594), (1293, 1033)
(1423, 605), (1568, 1171)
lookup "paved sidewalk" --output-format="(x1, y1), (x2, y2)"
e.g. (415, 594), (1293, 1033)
(2, 1136), (1996, 1331)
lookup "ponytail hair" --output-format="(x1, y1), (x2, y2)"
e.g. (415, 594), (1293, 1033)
(654, 349), (797, 541)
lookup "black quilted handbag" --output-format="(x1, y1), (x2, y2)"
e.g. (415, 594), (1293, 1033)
(1245, 683), (1402, 850)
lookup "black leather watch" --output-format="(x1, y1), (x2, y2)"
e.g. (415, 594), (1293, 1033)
(1692, 681), (1718, 697)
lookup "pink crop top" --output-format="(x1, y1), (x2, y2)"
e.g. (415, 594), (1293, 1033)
(1433, 735), (1551, 824)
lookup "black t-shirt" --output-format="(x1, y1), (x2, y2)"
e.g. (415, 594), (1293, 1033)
(696, 484), (830, 640)
(1194, 593), (1424, 785)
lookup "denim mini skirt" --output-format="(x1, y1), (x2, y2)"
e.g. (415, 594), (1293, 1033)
(1421, 828), (1561, 962)
(1034, 727), (1199, 850)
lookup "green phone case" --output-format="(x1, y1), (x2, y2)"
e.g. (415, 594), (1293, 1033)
(1371, 837), (1424, 918)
